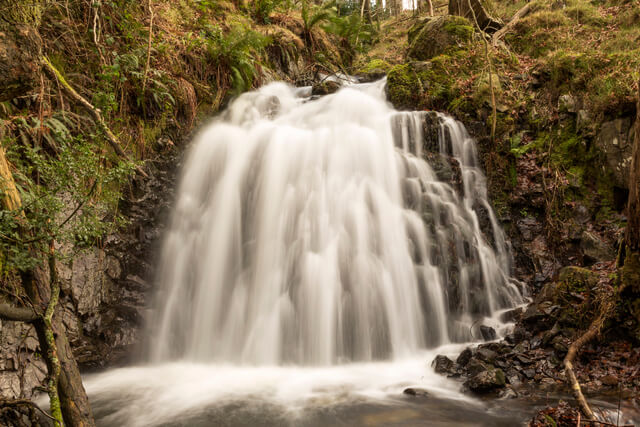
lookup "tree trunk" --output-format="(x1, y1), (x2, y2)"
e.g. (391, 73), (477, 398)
(362, 0), (373, 23)
(0, 146), (96, 427)
(449, 0), (502, 33)
(626, 81), (640, 250)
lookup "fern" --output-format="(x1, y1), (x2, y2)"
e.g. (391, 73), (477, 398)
(202, 24), (270, 94)
(252, 0), (283, 24)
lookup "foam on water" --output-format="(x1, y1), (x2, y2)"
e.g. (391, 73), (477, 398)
(82, 345), (476, 427)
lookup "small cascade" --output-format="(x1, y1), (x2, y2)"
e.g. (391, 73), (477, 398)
(147, 79), (523, 365)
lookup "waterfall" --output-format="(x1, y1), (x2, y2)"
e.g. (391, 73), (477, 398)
(147, 79), (523, 365)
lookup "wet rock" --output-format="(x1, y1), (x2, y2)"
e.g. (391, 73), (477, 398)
(456, 347), (474, 366)
(476, 348), (497, 364)
(403, 387), (430, 397)
(465, 367), (506, 393)
(499, 307), (523, 323)
(479, 325), (497, 341)
(407, 16), (474, 61)
(466, 358), (489, 377)
(311, 80), (341, 96)
(522, 304), (553, 333)
(498, 386), (517, 399)
(432, 355), (455, 374)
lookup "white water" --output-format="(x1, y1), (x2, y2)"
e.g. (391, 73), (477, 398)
(84, 79), (526, 426)
(148, 79), (522, 365)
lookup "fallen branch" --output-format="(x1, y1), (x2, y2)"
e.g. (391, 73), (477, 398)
(41, 56), (148, 178)
(0, 303), (38, 322)
(563, 289), (617, 420)
(492, 2), (535, 45)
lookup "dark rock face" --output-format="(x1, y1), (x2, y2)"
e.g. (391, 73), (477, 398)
(0, 150), (180, 398)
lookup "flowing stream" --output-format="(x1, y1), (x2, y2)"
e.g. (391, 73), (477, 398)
(84, 79), (528, 426)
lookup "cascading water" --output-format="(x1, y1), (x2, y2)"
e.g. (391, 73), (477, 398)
(78, 79), (528, 427)
(147, 79), (523, 365)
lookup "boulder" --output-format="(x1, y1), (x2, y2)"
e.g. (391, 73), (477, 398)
(456, 347), (474, 366)
(432, 354), (455, 374)
(466, 367), (506, 393)
(479, 325), (497, 341)
(595, 117), (635, 188)
(311, 80), (341, 96)
(579, 231), (615, 264)
(407, 16), (474, 61)
(476, 347), (497, 364)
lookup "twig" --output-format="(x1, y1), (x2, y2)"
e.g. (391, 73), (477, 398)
(41, 56), (148, 178)
(141, 0), (154, 96)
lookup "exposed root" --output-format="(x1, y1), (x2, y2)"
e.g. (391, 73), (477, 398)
(563, 286), (617, 420)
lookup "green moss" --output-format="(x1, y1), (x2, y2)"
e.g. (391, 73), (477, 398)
(407, 16), (474, 61)
(356, 58), (392, 74)
(443, 17), (474, 39)
(386, 63), (424, 110)
(558, 266), (598, 292)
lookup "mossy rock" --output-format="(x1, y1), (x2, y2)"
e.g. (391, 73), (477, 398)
(407, 16), (474, 61)
(356, 59), (392, 82)
(386, 63), (426, 110)
(557, 266), (598, 292)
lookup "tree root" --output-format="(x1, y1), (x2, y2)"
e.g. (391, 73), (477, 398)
(563, 288), (617, 420)
(0, 303), (37, 322)
(41, 56), (148, 179)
